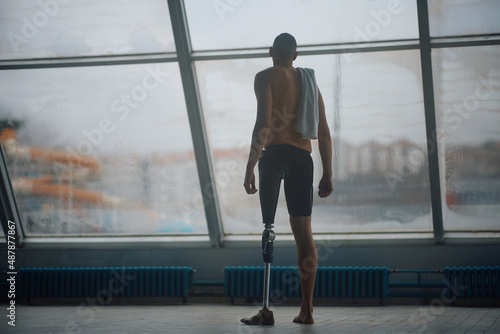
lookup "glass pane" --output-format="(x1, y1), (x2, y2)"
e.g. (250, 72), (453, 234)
(196, 58), (264, 234)
(196, 49), (432, 235)
(0, 63), (207, 235)
(429, 0), (500, 37)
(0, 0), (175, 60)
(433, 46), (500, 231)
(185, 0), (418, 51)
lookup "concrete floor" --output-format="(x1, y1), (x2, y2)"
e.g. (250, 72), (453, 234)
(1, 304), (499, 334)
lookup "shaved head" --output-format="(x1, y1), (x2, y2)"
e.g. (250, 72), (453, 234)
(272, 33), (297, 60)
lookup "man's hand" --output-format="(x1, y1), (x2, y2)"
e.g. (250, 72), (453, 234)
(244, 168), (258, 194)
(318, 175), (333, 198)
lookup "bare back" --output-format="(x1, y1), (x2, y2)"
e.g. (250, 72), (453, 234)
(259, 65), (312, 152)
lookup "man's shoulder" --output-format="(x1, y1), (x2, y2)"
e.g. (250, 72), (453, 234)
(255, 67), (274, 77)
(256, 66), (303, 80)
(254, 67), (276, 86)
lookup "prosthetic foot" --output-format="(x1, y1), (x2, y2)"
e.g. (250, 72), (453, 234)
(240, 225), (276, 326)
(240, 308), (274, 326)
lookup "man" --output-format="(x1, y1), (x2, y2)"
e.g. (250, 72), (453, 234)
(243, 33), (333, 325)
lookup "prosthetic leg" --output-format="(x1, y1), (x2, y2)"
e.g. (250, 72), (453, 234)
(240, 224), (276, 326)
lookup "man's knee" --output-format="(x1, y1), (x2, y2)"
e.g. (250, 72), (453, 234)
(290, 216), (312, 235)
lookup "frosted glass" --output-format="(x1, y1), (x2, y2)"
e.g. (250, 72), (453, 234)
(0, 0), (175, 60)
(433, 46), (500, 231)
(196, 49), (432, 235)
(185, 0), (418, 51)
(0, 63), (207, 235)
(429, 0), (500, 37)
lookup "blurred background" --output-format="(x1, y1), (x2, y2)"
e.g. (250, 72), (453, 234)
(0, 0), (499, 242)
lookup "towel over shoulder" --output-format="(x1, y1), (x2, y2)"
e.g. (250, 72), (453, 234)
(294, 67), (319, 140)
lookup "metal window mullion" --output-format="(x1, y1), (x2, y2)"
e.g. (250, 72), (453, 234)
(431, 37), (500, 49)
(167, 0), (224, 247)
(417, 0), (444, 244)
(190, 41), (421, 61)
(0, 53), (178, 70)
(0, 146), (24, 247)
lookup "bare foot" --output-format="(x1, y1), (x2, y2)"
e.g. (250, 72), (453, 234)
(293, 312), (314, 324)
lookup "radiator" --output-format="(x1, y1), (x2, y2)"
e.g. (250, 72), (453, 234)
(444, 266), (500, 299)
(224, 266), (390, 300)
(19, 266), (194, 301)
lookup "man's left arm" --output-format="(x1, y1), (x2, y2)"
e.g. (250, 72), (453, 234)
(317, 89), (333, 198)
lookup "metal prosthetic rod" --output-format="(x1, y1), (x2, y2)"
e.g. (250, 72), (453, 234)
(240, 225), (276, 326)
(261, 224), (276, 310)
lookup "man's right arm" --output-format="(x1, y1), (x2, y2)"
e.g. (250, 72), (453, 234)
(243, 71), (273, 194)
(317, 89), (333, 198)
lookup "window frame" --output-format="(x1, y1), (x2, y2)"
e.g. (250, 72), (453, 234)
(1, 0), (500, 248)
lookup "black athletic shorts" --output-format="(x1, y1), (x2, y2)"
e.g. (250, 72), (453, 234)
(258, 144), (313, 225)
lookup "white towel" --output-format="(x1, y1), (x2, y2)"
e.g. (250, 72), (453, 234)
(294, 67), (319, 139)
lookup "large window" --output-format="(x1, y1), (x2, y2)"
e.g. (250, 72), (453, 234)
(0, 63), (206, 236)
(428, 0), (500, 37)
(301, 51), (431, 234)
(433, 45), (500, 232)
(195, 58), (264, 233)
(0, 0), (174, 60)
(1, 0), (499, 245)
(184, 0), (419, 51)
(197, 50), (433, 234)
